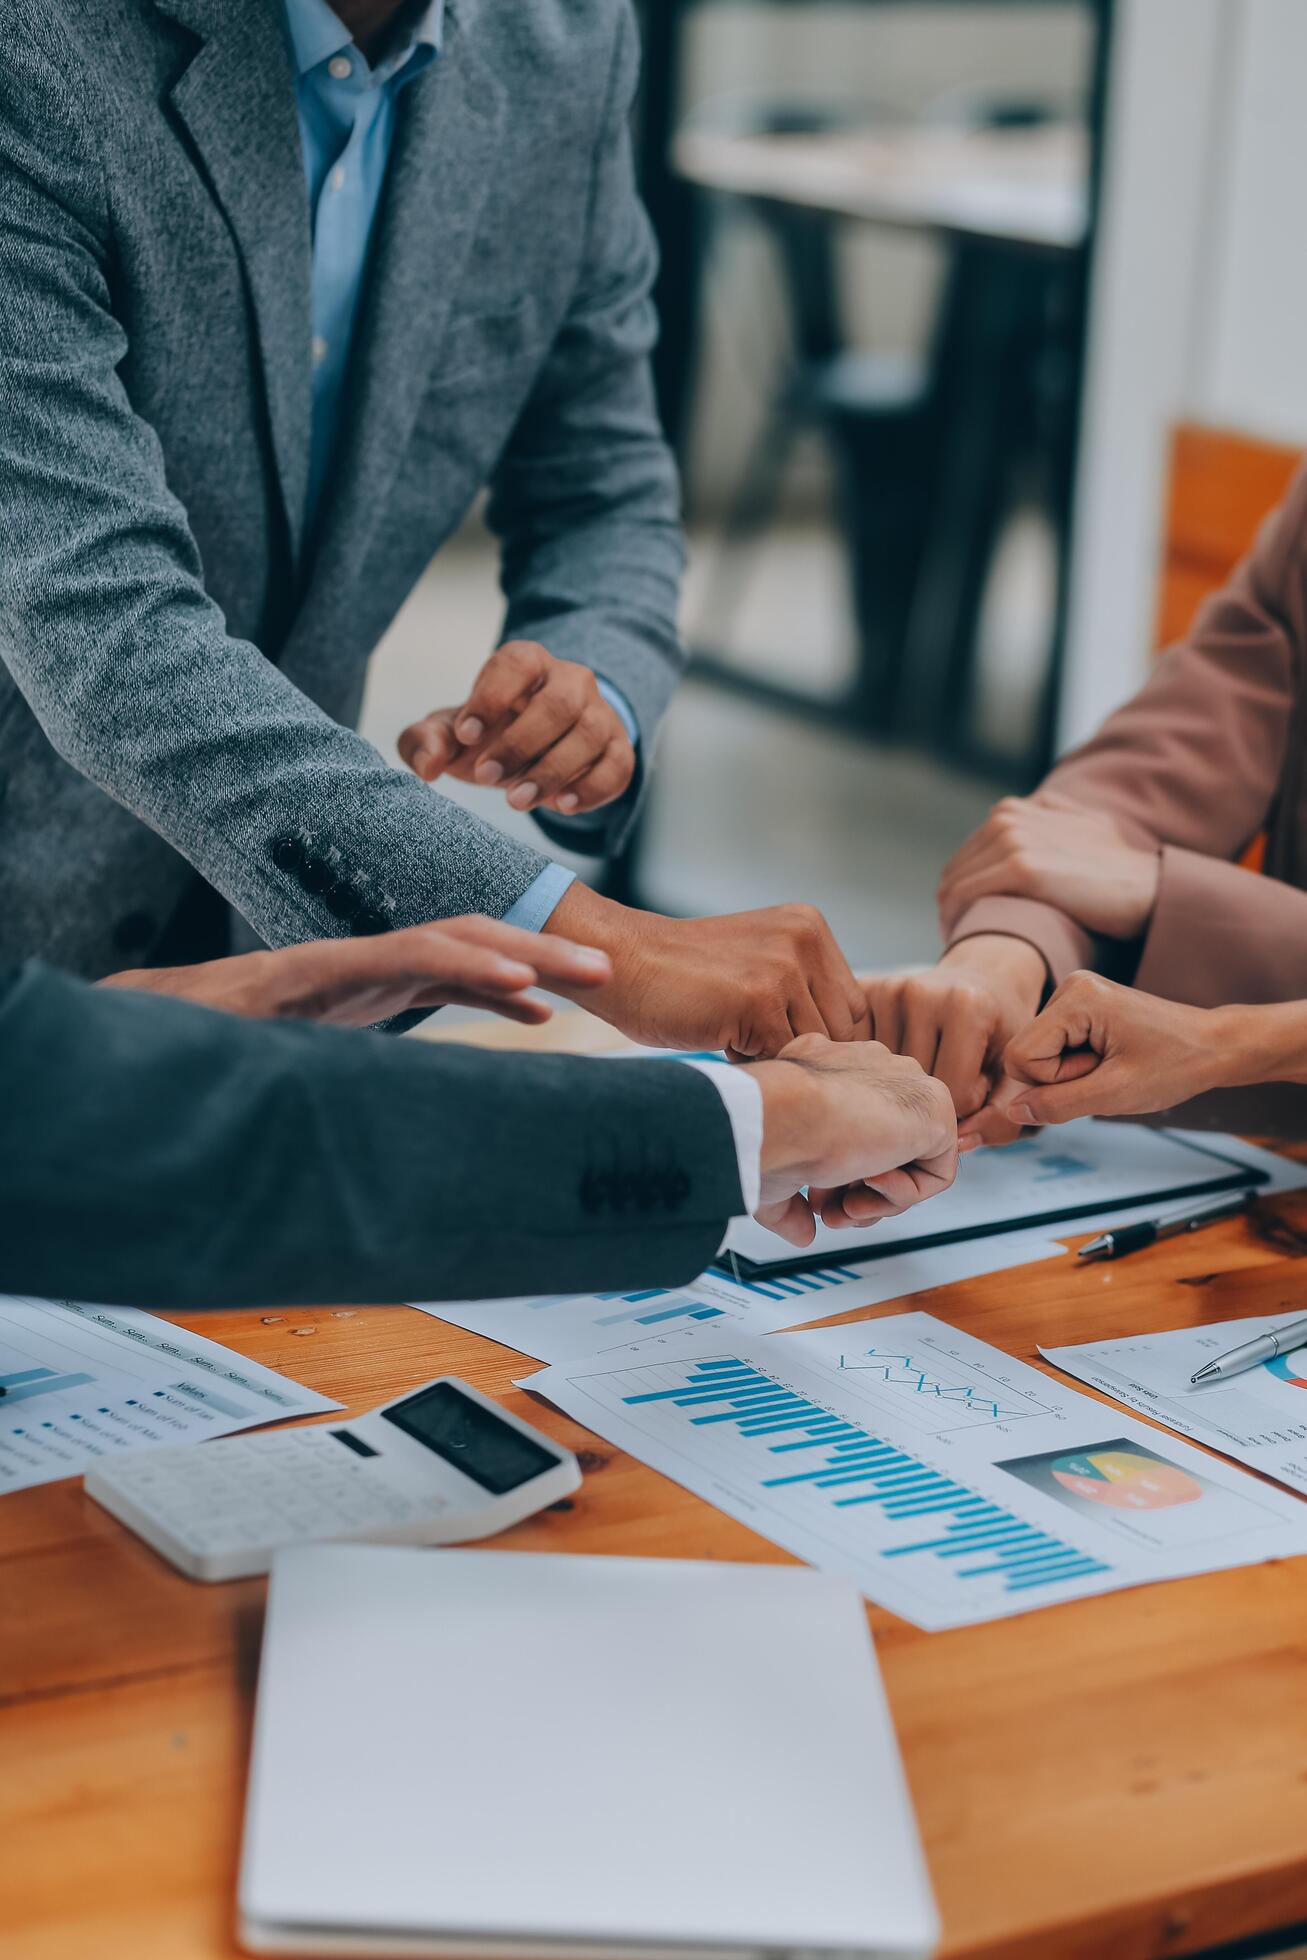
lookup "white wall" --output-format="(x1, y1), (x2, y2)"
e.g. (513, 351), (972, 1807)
(1059, 0), (1307, 748)
(1197, 0), (1307, 444)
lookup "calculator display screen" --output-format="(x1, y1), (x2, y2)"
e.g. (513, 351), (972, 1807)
(381, 1384), (559, 1495)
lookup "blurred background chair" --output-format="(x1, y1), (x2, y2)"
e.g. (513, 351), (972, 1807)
(675, 83), (1088, 752)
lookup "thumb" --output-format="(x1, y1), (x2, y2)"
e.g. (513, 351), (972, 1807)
(753, 1194), (818, 1247)
(993, 1069), (1105, 1128)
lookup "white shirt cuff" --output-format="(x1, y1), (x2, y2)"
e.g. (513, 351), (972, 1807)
(682, 1060), (762, 1216)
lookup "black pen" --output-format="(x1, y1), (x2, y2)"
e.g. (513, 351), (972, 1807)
(1077, 1191), (1256, 1263)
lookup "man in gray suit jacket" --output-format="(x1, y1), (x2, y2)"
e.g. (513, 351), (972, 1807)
(0, 925), (957, 1309)
(0, 0), (866, 1058)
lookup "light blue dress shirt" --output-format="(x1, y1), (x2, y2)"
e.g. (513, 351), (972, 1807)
(282, 0), (637, 933)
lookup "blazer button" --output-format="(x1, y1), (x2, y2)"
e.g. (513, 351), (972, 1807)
(270, 835), (307, 876)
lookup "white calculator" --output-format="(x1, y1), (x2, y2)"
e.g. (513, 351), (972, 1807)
(84, 1376), (581, 1583)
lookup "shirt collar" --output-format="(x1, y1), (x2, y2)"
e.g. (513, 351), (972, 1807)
(282, 0), (444, 83)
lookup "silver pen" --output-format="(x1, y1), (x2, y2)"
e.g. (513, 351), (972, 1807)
(1078, 1191), (1256, 1263)
(1190, 1314), (1307, 1385)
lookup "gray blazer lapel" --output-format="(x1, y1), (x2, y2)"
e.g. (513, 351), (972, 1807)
(154, 0), (313, 572)
(307, 17), (507, 584)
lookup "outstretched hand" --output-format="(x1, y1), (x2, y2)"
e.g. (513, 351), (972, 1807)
(99, 916), (612, 1028)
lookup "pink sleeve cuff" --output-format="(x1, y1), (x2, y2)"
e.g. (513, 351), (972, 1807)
(946, 897), (1097, 992)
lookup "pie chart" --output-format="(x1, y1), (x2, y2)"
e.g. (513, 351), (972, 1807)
(1050, 1446), (1203, 1511)
(1265, 1345), (1307, 1389)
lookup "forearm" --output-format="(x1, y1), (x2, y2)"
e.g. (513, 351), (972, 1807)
(1207, 1000), (1307, 1090)
(0, 965), (744, 1308)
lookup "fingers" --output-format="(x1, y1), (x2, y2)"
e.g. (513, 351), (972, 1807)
(398, 709), (463, 784)
(788, 909), (865, 1044)
(453, 641), (550, 746)
(933, 1011), (992, 1120)
(472, 684), (599, 798)
(996, 1073), (1105, 1128)
(900, 991), (942, 1075)
(807, 964), (870, 1046)
(863, 981), (903, 1055)
(957, 1106), (1027, 1151)
(436, 916), (613, 991)
(752, 1193), (818, 1247)
(542, 736), (636, 815)
(1001, 985), (1098, 1088)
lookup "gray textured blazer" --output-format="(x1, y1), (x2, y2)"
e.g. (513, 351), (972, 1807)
(0, 964), (744, 1307)
(0, 0), (684, 977)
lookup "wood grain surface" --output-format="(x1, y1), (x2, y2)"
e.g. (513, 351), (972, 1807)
(7, 1008), (1307, 1960)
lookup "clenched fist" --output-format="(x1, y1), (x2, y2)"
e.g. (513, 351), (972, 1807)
(399, 640), (636, 817)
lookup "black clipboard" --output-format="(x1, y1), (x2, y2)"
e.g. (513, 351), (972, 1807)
(714, 1133), (1270, 1282)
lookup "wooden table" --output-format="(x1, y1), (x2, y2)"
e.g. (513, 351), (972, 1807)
(8, 1011), (1307, 1960)
(672, 123), (1089, 252)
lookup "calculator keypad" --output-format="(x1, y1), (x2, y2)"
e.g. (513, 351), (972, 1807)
(96, 1429), (444, 1559)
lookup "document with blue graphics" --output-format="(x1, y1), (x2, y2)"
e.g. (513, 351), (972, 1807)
(0, 1295), (340, 1494)
(1044, 1314), (1307, 1500)
(522, 1312), (1307, 1629)
(413, 1230), (1063, 1365)
(722, 1119), (1269, 1277)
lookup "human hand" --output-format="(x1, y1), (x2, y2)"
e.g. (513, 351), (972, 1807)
(990, 970), (1222, 1124)
(747, 1035), (958, 1246)
(398, 640), (636, 817)
(862, 936), (1046, 1146)
(937, 791), (1161, 940)
(546, 884), (871, 1058)
(98, 917), (611, 1028)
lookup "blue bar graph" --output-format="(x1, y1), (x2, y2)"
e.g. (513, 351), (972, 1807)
(711, 1265), (864, 1304)
(623, 1359), (1111, 1597)
(591, 1291), (727, 1329)
(0, 1366), (97, 1405)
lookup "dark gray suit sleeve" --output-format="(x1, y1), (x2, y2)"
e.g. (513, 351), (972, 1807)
(0, 30), (551, 950)
(0, 965), (745, 1310)
(485, 0), (685, 859)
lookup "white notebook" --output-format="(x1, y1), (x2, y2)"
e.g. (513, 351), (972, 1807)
(239, 1545), (938, 1960)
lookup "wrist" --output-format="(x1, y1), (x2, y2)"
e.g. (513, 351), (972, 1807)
(751, 1059), (826, 1203)
(1121, 845), (1162, 937)
(542, 881), (645, 1019)
(940, 933), (1047, 1007)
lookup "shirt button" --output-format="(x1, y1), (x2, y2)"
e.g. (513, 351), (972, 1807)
(328, 54), (353, 80)
(329, 165), (347, 193)
(311, 335), (329, 367)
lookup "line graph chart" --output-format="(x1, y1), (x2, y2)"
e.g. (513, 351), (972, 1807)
(835, 1343), (1056, 1433)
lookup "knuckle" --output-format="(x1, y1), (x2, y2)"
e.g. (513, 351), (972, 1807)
(783, 902), (826, 947)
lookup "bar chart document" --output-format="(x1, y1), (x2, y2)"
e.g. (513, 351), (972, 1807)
(0, 1296), (341, 1494)
(723, 1121), (1266, 1276)
(413, 1231), (1062, 1364)
(1044, 1316), (1307, 1498)
(522, 1313), (1307, 1629)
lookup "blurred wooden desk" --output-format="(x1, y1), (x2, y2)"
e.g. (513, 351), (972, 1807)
(7, 1010), (1307, 1960)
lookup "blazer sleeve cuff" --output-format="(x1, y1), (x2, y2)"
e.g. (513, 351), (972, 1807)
(1134, 845), (1307, 1006)
(946, 896), (1097, 990)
